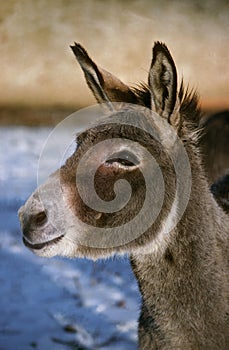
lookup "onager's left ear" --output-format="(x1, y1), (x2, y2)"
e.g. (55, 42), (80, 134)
(148, 42), (178, 123)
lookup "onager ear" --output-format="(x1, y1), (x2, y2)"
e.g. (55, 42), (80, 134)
(148, 42), (178, 122)
(70, 43), (137, 106)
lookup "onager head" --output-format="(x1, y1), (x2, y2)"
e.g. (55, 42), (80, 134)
(18, 41), (229, 349)
(18, 42), (201, 260)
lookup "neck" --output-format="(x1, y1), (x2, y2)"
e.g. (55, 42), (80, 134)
(131, 158), (228, 349)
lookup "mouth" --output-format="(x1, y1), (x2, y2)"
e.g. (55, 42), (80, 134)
(23, 235), (64, 250)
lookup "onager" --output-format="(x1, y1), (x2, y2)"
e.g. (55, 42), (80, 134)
(211, 174), (229, 214)
(18, 42), (229, 349)
(199, 110), (229, 212)
(199, 110), (229, 184)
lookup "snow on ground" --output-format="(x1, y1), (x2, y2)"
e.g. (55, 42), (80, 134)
(0, 126), (140, 350)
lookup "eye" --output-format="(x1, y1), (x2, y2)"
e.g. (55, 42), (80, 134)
(106, 151), (139, 167)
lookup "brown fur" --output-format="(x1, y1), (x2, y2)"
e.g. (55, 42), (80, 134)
(18, 42), (229, 349)
(211, 173), (229, 213)
(199, 110), (229, 184)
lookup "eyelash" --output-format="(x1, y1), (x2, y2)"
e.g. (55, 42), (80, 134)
(105, 152), (139, 167)
(106, 158), (135, 167)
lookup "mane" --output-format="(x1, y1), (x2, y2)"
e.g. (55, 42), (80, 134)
(178, 79), (202, 130)
(131, 80), (202, 132)
(130, 82), (151, 108)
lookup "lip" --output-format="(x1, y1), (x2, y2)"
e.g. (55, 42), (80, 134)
(23, 235), (64, 250)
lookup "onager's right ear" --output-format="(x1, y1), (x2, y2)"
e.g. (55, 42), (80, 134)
(70, 43), (137, 106)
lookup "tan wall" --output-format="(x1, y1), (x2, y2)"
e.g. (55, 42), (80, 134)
(0, 0), (228, 112)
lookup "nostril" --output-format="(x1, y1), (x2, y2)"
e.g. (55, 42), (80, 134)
(34, 211), (48, 227)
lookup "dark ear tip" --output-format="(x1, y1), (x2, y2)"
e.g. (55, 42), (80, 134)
(153, 41), (166, 47)
(153, 41), (170, 56)
(70, 42), (101, 79)
(70, 42), (90, 63)
(70, 42), (85, 53)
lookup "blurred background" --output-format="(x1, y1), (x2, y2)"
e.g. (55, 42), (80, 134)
(0, 0), (228, 125)
(0, 1), (228, 349)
